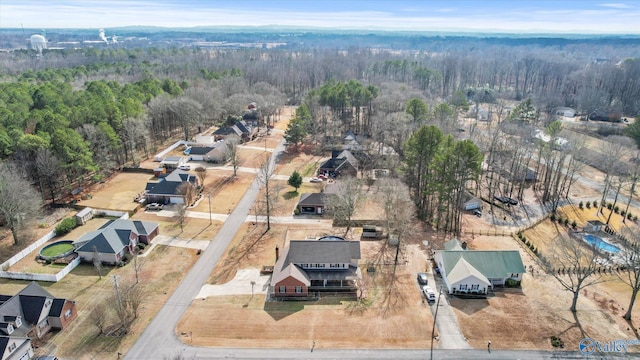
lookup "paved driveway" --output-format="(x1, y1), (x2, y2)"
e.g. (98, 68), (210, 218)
(196, 268), (271, 299)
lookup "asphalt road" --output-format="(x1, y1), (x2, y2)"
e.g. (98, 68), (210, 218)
(125, 142), (284, 359)
(125, 138), (631, 360)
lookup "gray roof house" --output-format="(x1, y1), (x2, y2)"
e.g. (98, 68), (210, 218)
(318, 150), (359, 177)
(145, 169), (198, 204)
(434, 238), (526, 296)
(270, 237), (361, 298)
(73, 219), (159, 265)
(0, 282), (77, 341)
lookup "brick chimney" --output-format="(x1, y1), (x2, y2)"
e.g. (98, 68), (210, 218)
(275, 246), (279, 261)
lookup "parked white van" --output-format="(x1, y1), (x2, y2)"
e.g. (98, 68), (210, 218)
(422, 285), (436, 302)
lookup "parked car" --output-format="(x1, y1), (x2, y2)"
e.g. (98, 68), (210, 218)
(146, 203), (164, 211)
(310, 177), (322, 183)
(422, 285), (436, 302)
(178, 165), (191, 171)
(473, 209), (482, 217)
(417, 272), (428, 285)
(494, 196), (518, 205)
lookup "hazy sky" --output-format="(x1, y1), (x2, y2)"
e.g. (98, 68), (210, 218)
(2, 0), (639, 34)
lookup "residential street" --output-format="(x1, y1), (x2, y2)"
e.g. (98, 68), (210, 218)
(124, 140), (285, 359)
(125, 137), (631, 359)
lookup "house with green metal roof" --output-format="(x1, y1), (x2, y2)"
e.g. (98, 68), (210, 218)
(434, 238), (525, 296)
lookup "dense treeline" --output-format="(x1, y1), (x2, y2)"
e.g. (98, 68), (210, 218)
(0, 52), (286, 204)
(0, 37), (638, 235)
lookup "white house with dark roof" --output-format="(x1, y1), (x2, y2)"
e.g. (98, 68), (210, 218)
(145, 169), (198, 204)
(73, 219), (159, 265)
(0, 282), (77, 341)
(435, 238), (525, 296)
(185, 146), (215, 161)
(270, 236), (361, 298)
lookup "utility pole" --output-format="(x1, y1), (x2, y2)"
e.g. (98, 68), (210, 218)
(113, 275), (123, 322)
(430, 286), (443, 360)
(207, 192), (212, 225)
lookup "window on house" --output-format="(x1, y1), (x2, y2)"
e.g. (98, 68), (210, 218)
(279, 286), (286, 293)
(471, 284), (479, 290)
(8, 342), (15, 351)
(295, 286), (302, 293)
(459, 284), (468, 290)
(65, 309), (72, 319)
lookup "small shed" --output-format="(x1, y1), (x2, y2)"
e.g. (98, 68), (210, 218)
(555, 107), (576, 118)
(153, 167), (166, 177)
(584, 220), (606, 232)
(460, 192), (482, 211)
(75, 207), (94, 226)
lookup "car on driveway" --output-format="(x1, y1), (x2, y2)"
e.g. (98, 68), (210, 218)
(178, 165), (191, 171)
(494, 195), (518, 205)
(146, 203), (164, 211)
(417, 272), (428, 285)
(422, 285), (436, 302)
(310, 177), (322, 183)
(473, 209), (482, 217)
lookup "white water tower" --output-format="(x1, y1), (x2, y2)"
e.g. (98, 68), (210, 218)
(30, 33), (47, 56)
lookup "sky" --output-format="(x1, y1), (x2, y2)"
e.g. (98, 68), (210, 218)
(1, 0), (639, 34)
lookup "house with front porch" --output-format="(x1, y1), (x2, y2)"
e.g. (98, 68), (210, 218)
(271, 236), (361, 298)
(435, 238), (525, 296)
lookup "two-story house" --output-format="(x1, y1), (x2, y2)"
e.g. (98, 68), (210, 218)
(270, 236), (361, 298)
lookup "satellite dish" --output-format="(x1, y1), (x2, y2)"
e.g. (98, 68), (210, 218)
(29, 34), (47, 56)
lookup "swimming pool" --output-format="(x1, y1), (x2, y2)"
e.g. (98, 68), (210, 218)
(582, 234), (621, 253)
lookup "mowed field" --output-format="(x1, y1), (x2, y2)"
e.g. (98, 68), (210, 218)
(77, 172), (154, 212)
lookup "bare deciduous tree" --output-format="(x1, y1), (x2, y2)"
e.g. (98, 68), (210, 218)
(0, 163), (43, 245)
(175, 182), (197, 231)
(35, 148), (63, 204)
(224, 135), (241, 177)
(547, 234), (607, 312)
(88, 301), (110, 335)
(194, 166), (207, 186)
(257, 154), (276, 230)
(93, 246), (103, 279)
(326, 176), (363, 236)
